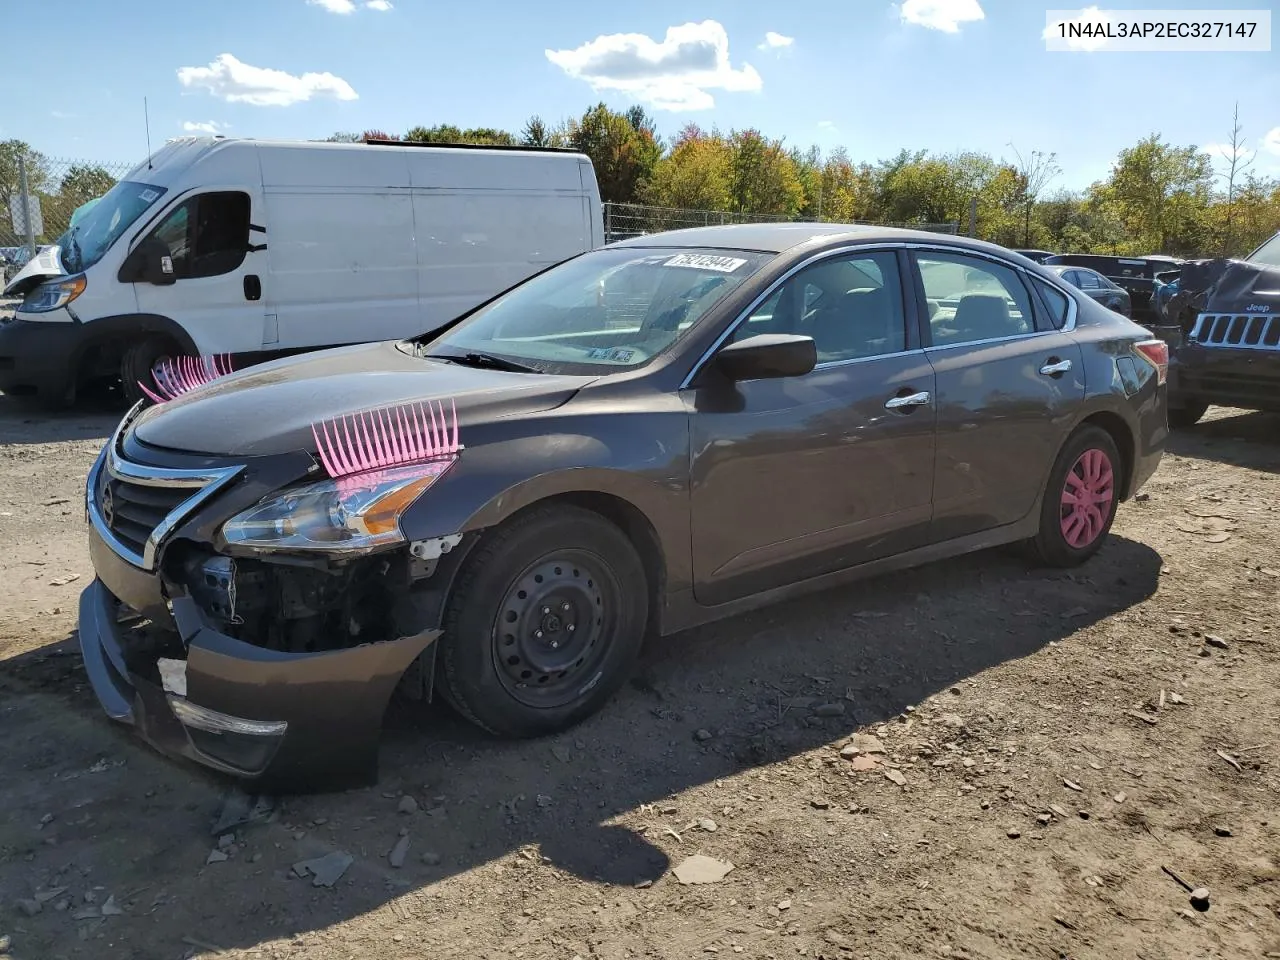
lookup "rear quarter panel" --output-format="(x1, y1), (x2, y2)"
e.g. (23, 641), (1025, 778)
(1070, 297), (1167, 498)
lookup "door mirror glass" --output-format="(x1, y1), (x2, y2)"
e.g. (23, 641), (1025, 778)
(715, 333), (816, 381)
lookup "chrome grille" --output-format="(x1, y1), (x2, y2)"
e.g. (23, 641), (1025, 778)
(87, 403), (244, 570)
(1187, 312), (1280, 350)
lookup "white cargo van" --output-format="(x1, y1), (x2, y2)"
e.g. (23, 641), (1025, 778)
(0, 136), (603, 405)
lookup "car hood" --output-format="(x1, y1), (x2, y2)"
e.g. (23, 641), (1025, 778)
(3, 245), (64, 297)
(130, 341), (596, 458)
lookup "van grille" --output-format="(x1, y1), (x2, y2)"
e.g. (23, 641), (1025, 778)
(1187, 312), (1280, 350)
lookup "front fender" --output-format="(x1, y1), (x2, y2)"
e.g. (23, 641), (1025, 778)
(399, 419), (692, 595)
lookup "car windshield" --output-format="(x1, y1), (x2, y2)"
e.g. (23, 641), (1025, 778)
(419, 246), (774, 374)
(57, 180), (168, 274)
(1249, 232), (1280, 268)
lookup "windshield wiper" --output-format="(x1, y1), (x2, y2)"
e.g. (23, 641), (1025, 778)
(423, 350), (543, 374)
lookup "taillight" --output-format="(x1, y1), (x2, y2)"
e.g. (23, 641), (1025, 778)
(1134, 339), (1168, 385)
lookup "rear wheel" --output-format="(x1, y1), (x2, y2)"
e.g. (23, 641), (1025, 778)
(1030, 425), (1122, 567)
(120, 337), (180, 406)
(1167, 400), (1208, 430)
(437, 505), (648, 737)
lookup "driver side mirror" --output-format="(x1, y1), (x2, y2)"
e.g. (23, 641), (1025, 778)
(120, 237), (177, 286)
(714, 333), (816, 381)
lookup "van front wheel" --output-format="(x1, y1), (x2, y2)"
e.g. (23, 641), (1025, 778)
(120, 337), (179, 406)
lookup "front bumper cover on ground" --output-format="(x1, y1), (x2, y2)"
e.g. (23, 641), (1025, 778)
(77, 577), (439, 793)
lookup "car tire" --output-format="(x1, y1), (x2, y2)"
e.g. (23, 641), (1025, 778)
(120, 337), (179, 406)
(1167, 400), (1208, 430)
(1030, 425), (1122, 568)
(437, 505), (649, 738)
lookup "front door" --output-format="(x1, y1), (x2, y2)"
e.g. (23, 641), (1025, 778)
(911, 249), (1085, 542)
(687, 249), (936, 607)
(132, 189), (268, 356)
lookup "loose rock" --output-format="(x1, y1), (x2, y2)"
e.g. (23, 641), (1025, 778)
(397, 795), (419, 815)
(810, 798), (831, 810)
(1190, 887), (1211, 911)
(699, 818), (718, 832)
(14, 899), (40, 918)
(1213, 825), (1233, 837)
(1007, 828), (1022, 839)
(812, 702), (845, 717)
(884, 769), (907, 786)
(388, 835), (411, 868)
(672, 855), (734, 885)
(694, 729), (714, 742)
(206, 849), (228, 864)
(292, 851), (354, 888)
(0, 933), (10, 953)
(1204, 635), (1229, 650)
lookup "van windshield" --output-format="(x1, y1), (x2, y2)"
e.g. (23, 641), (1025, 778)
(420, 246), (773, 375)
(58, 181), (168, 274)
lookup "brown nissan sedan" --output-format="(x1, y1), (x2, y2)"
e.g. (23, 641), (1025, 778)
(79, 224), (1168, 790)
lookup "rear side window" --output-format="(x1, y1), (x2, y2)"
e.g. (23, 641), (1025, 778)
(144, 191), (251, 280)
(1031, 277), (1071, 330)
(915, 252), (1034, 346)
(1077, 270), (1101, 290)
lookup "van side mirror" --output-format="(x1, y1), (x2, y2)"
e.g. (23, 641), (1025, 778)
(714, 333), (816, 381)
(120, 238), (177, 286)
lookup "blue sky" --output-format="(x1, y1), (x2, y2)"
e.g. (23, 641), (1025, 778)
(7, 0), (1279, 190)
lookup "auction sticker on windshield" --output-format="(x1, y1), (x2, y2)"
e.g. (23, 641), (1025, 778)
(663, 253), (748, 273)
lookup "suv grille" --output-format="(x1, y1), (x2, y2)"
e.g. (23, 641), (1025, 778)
(1188, 312), (1280, 350)
(99, 474), (193, 558)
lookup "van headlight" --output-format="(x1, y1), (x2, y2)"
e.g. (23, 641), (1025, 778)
(23, 274), (87, 313)
(221, 461), (453, 553)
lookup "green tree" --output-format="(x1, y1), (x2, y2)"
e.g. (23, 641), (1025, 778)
(566, 103), (661, 204)
(0, 139), (50, 226)
(1103, 133), (1213, 254)
(59, 164), (116, 207)
(642, 128), (733, 211)
(727, 129), (804, 217)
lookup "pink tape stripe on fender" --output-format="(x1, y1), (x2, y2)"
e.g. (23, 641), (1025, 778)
(310, 398), (461, 479)
(139, 354), (235, 403)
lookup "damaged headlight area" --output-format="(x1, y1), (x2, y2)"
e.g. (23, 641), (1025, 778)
(221, 461), (453, 553)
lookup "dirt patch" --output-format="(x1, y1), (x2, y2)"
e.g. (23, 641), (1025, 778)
(1, 397), (1277, 960)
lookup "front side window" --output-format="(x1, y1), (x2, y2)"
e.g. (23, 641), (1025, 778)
(1077, 270), (1101, 289)
(424, 247), (774, 374)
(731, 252), (906, 363)
(1248, 232), (1280, 267)
(916, 252), (1034, 346)
(142, 191), (251, 280)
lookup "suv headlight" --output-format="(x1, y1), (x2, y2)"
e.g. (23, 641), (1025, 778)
(221, 461), (453, 553)
(23, 274), (87, 313)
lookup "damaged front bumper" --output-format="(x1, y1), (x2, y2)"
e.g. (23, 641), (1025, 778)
(78, 524), (439, 792)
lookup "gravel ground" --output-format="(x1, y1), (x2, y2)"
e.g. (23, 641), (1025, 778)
(0, 395), (1277, 960)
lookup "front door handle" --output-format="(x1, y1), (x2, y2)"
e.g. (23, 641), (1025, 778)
(884, 390), (931, 410)
(243, 274), (262, 302)
(1039, 358), (1072, 376)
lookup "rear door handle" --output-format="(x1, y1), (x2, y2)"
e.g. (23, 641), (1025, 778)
(884, 390), (931, 410)
(1039, 358), (1072, 376)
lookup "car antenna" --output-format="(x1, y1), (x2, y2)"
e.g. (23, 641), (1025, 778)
(144, 96), (153, 169)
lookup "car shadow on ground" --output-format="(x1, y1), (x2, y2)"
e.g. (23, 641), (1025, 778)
(0, 534), (1162, 956)
(1167, 409), (1280, 473)
(0, 391), (122, 446)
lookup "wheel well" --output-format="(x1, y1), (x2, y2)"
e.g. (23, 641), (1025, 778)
(1079, 411), (1134, 500)
(501, 491), (667, 635)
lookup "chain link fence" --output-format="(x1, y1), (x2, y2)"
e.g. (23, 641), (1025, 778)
(603, 202), (960, 244)
(2, 155), (135, 280)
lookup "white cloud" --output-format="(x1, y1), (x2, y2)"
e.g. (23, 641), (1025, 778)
(1043, 5), (1110, 51)
(546, 20), (762, 111)
(818, 120), (836, 130)
(758, 31), (794, 51)
(177, 53), (358, 107)
(900, 0), (984, 33)
(183, 120), (227, 135)
(308, 0), (355, 12)
(1264, 127), (1280, 156)
(365, 0), (393, 9)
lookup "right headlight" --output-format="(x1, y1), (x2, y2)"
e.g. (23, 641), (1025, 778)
(22, 274), (86, 313)
(221, 461), (453, 554)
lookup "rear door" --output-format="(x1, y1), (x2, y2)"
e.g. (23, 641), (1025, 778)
(910, 248), (1085, 542)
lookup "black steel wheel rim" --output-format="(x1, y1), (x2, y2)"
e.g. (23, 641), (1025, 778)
(490, 549), (618, 708)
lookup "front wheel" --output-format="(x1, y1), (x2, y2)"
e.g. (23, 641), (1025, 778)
(120, 337), (180, 406)
(1030, 425), (1122, 567)
(437, 505), (649, 737)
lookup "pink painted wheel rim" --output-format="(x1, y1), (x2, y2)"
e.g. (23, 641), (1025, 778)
(1060, 448), (1114, 549)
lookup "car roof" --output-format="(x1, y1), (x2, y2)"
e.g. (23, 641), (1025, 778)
(606, 222), (1009, 257)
